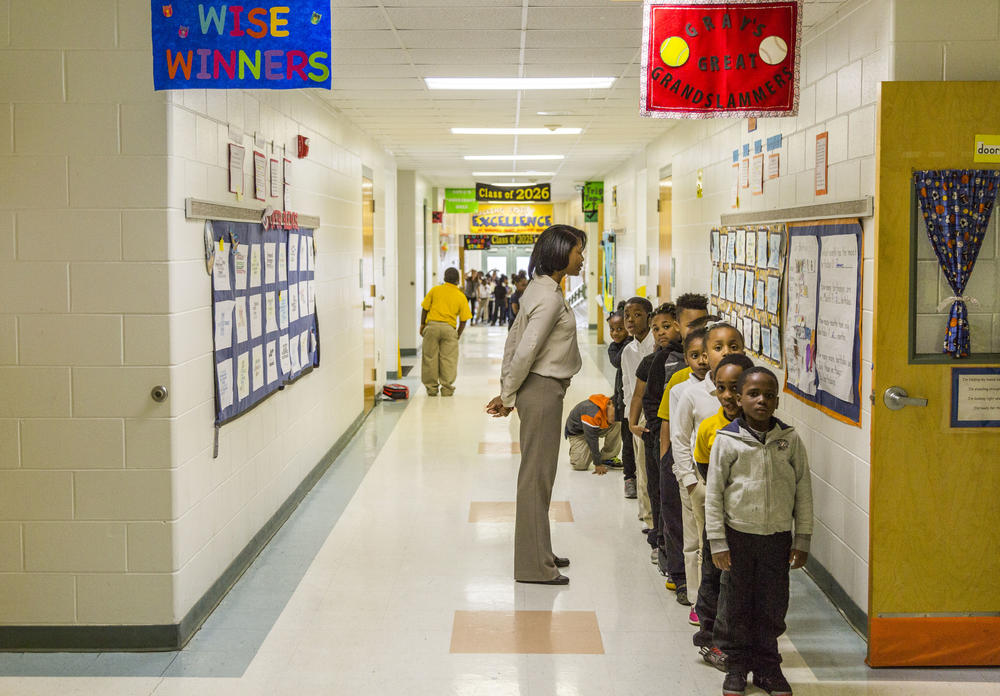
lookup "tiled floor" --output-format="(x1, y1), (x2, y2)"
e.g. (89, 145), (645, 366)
(1, 326), (998, 696)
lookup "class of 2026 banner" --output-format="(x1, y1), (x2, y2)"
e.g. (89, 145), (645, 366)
(640, 0), (801, 118)
(151, 1), (332, 90)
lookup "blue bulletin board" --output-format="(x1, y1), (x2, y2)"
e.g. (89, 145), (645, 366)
(209, 220), (320, 426)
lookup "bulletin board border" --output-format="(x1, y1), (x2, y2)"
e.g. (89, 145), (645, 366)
(783, 218), (863, 427)
(950, 367), (1000, 428)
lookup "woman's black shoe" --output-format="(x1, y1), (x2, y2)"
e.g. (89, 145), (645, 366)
(517, 575), (569, 585)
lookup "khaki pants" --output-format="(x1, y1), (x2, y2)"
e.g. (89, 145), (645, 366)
(567, 422), (622, 471)
(680, 479), (705, 597)
(632, 416), (653, 527)
(421, 321), (459, 395)
(514, 373), (569, 581)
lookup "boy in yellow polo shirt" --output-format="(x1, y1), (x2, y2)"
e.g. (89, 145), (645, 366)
(420, 267), (472, 396)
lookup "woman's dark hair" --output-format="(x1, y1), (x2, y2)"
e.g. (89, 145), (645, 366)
(528, 224), (586, 278)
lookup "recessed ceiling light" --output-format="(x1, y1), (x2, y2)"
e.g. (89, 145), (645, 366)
(473, 171), (555, 177)
(451, 127), (582, 135)
(464, 155), (564, 161)
(425, 77), (615, 90)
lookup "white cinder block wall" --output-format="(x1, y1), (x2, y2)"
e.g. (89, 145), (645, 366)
(1, 1), (398, 626)
(604, 0), (892, 614)
(0, 0), (179, 625)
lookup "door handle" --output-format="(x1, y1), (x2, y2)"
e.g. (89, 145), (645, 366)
(883, 386), (928, 411)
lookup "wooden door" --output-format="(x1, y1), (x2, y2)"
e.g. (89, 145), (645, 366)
(362, 177), (376, 413)
(869, 82), (1000, 667)
(658, 179), (672, 302)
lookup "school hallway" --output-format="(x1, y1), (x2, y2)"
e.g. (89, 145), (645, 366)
(1, 325), (994, 696)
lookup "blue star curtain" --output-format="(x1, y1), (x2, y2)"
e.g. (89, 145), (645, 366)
(914, 170), (1000, 358)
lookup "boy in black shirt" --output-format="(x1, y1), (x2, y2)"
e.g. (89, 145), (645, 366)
(628, 304), (684, 572)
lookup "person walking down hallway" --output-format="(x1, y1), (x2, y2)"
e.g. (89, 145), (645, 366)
(486, 225), (586, 586)
(420, 267), (472, 396)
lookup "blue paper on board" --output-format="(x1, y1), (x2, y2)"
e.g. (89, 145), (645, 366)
(151, 1), (332, 90)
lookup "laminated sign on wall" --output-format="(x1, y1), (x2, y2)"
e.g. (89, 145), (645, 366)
(709, 224), (787, 366)
(208, 218), (320, 426)
(640, 0), (802, 118)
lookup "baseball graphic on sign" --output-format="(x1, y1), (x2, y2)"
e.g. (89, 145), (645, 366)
(660, 36), (690, 67)
(758, 36), (788, 65)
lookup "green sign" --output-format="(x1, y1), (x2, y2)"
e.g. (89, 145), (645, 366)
(446, 199), (479, 214)
(584, 209), (599, 223)
(582, 181), (604, 212)
(445, 188), (476, 200)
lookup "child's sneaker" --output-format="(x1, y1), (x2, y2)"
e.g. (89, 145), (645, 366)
(603, 457), (624, 468)
(752, 668), (792, 695)
(624, 478), (637, 498)
(688, 610), (700, 626)
(664, 576), (677, 591)
(722, 669), (747, 696)
(675, 585), (691, 606)
(700, 646), (728, 672)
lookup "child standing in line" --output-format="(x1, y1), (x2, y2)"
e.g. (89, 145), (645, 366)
(691, 351), (754, 669)
(671, 322), (746, 630)
(607, 311), (635, 495)
(621, 297), (655, 528)
(707, 366), (813, 696)
(658, 320), (711, 613)
(628, 304), (683, 569)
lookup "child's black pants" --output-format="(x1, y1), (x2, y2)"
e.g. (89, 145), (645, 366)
(619, 411), (636, 479)
(714, 526), (792, 673)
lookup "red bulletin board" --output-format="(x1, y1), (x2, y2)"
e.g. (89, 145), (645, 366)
(640, 0), (802, 118)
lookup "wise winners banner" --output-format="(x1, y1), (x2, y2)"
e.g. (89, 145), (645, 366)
(151, 1), (332, 90)
(640, 0), (801, 118)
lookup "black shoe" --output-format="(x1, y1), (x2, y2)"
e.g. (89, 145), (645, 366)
(675, 585), (691, 606)
(517, 574), (569, 585)
(722, 669), (747, 696)
(753, 669), (792, 695)
(553, 556), (570, 568)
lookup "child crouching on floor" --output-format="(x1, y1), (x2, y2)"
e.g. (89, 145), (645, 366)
(706, 366), (813, 696)
(564, 394), (622, 475)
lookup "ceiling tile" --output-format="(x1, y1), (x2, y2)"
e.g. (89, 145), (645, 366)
(386, 7), (524, 30)
(527, 6), (642, 30)
(398, 29), (523, 49)
(524, 29), (642, 48)
(333, 30), (400, 48)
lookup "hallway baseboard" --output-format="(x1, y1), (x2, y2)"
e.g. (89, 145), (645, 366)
(0, 410), (368, 653)
(804, 555), (868, 640)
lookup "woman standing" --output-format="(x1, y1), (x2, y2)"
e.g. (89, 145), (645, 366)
(485, 225), (586, 585)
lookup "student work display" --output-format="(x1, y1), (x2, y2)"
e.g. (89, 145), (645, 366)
(708, 224), (786, 366)
(208, 220), (320, 425)
(783, 219), (863, 426)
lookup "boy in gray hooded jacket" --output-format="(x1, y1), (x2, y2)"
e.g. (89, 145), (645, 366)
(705, 366), (813, 696)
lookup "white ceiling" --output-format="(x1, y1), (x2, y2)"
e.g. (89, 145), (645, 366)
(323, 0), (850, 200)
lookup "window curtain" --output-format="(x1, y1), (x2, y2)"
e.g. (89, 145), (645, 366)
(914, 170), (1000, 358)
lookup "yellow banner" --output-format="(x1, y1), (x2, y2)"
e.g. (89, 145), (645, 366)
(471, 203), (553, 235)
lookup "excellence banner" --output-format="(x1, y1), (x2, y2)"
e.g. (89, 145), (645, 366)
(640, 0), (801, 118)
(471, 204), (554, 235)
(151, 1), (332, 90)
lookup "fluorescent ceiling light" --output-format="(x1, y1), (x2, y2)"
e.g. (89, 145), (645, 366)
(491, 182), (547, 187)
(464, 155), (564, 161)
(426, 77), (615, 90)
(451, 127), (582, 135)
(473, 171), (555, 177)
(537, 111), (575, 116)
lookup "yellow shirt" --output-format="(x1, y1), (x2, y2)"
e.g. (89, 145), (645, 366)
(421, 282), (472, 328)
(657, 367), (693, 421)
(693, 408), (732, 465)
